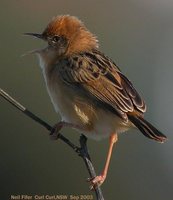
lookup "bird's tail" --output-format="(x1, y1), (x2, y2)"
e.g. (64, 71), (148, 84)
(128, 115), (167, 143)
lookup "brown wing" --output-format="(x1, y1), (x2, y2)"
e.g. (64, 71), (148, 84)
(59, 49), (146, 120)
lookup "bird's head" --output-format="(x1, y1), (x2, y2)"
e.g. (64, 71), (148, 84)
(25, 15), (98, 57)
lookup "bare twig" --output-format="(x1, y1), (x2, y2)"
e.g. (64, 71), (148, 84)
(0, 88), (104, 200)
(79, 135), (104, 199)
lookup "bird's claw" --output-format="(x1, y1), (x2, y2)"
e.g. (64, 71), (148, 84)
(49, 122), (63, 140)
(87, 175), (105, 190)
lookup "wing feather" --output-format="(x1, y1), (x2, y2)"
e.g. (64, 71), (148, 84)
(58, 49), (146, 120)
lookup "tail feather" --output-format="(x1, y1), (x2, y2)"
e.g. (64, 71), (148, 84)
(128, 115), (167, 143)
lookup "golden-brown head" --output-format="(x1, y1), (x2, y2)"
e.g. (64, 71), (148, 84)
(25, 15), (98, 56)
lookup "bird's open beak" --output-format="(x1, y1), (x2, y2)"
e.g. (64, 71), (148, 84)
(22, 33), (45, 57)
(24, 33), (44, 40)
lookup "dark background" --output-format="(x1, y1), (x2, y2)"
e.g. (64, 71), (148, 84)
(1, 0), (173, 199)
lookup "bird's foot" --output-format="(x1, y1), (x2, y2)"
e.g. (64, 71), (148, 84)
(50, 121), (86, 140)
(50, 121), (64, 140)
(88, 174), (106, 190)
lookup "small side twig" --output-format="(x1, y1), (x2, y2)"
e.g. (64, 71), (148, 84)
(0, 88), (104, 200)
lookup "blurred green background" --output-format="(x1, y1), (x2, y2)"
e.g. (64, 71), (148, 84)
(0, 0), (173, 199)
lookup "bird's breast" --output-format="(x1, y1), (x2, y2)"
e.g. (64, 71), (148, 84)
(38, 56), (95, 130)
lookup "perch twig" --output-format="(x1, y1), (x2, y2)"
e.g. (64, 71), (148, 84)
(0, 88), (104, 200)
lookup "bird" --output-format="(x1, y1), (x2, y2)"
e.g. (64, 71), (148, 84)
(24, 15), (167, 188)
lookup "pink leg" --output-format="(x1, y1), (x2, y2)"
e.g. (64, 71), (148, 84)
(89, 133), (118, 189)
(50, 121), (83, 140)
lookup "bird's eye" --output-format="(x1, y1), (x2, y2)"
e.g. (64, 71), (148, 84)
(52, 35), (60, 43)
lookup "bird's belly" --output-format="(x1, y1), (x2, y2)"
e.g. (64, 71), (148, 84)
(47, 83), (131, 139)
(47, 83), (131, 140)
(42, 68), (131, 140)
(46, 78), (94, 128)
(85, 109), (132, 140)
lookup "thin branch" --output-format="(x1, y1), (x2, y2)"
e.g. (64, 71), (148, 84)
(79, 135), (104, 199)
(0, 88), (104, 200)
(0, 88), (79, 151)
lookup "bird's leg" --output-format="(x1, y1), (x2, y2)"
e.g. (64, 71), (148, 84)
(89, 133), (118, 189)
(50, 121), (84, 140)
